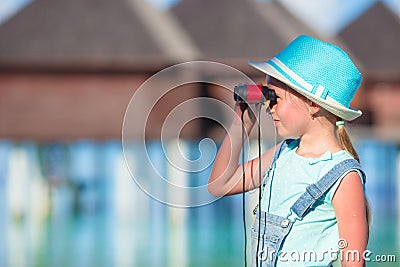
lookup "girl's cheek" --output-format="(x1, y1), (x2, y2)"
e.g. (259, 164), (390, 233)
(275, 101), (287, 115)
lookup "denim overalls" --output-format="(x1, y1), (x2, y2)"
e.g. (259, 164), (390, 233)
(251, 140), (364, 267)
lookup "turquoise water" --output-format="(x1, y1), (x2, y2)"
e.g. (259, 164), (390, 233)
(0, 139), (398, 266)
(4, 204), (398, 266)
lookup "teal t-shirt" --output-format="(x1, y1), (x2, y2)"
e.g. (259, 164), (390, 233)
(260, 139), (364, 266)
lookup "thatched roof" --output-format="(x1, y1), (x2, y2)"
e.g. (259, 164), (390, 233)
(0, 0), (200, 72)
(0, 0), (319, 73)
(171, 0), (317, 61)
(338, 2), (400, 81)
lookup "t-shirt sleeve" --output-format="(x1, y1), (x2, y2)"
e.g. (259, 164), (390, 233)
(327, 169), (365, 202)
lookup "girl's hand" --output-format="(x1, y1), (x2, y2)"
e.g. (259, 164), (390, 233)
(232, 102), (260, 132)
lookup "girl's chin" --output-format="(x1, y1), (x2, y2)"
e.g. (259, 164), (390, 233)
(276, 127), (296, 139)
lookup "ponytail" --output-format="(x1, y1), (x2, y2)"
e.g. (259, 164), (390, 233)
(336, 118), (370, 236)
(336, 119), (360, 163)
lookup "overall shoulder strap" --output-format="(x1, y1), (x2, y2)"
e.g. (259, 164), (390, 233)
(271, 139), (295, 166)
(290, 158), (365, 220)
(260, 139), (295, 190)
(260, 139), (294, 190)
(257, 139), (296, 213)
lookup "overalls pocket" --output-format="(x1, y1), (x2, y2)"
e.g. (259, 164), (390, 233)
(251, 212), (293, 267)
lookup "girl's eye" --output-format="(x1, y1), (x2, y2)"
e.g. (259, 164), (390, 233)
(268, 92), (280, 108)
(269, 97), (279, 109)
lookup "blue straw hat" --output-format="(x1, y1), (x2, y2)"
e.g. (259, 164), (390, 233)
(249, 35), (362, 121)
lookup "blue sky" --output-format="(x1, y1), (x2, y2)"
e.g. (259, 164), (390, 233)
(278, 0), (399, 35)
(0, 0), (399, 36)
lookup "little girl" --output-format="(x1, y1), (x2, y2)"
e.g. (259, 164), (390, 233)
(208, 35), (368, 266)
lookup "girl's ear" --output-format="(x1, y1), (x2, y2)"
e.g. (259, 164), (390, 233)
(308, 100), (320, 119)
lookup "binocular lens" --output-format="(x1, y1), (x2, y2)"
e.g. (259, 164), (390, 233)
(234, 84), (277, 108)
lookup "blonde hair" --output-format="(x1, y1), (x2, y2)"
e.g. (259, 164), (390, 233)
(336, 118), (370, 235)
(336, 119), (360, 163)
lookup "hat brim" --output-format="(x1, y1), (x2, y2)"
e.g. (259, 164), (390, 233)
(248, 61), (362, 121)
